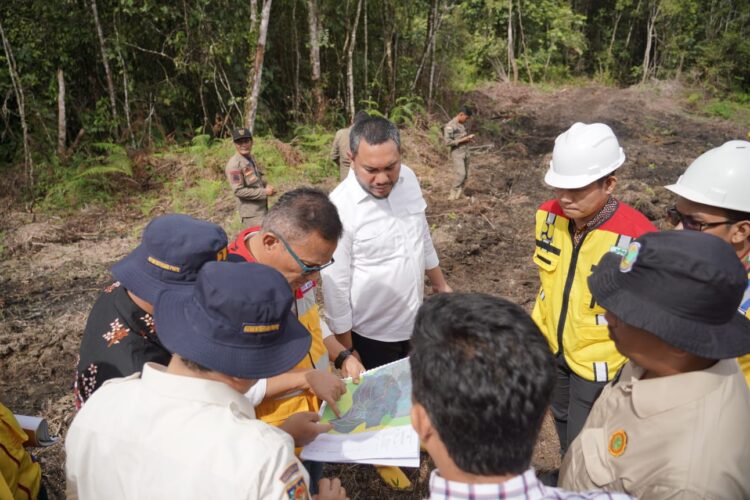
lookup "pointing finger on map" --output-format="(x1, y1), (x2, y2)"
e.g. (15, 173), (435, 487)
(305, 371), (347, 417)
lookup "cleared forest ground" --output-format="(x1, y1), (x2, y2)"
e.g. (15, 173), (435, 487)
(0, 81), (746, 499)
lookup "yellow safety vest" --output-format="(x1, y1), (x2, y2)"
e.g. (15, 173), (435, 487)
(531, 199), (656, 382)
(0, 404), (41, 500)
(255, 280), (329, 427)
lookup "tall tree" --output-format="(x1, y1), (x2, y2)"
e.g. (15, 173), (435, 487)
(0, 19), (33, 200)
(57, 69), (66, 156)
(307, 0), (325, 123)
(507, 0), (519, 82)
(90, 0), (119, 125)
(345, 0), (364, 121)
(245, 0), (273, 131)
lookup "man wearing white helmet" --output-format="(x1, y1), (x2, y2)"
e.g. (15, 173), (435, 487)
(531, 122), (657, 455)
(665, 140), (750, 387)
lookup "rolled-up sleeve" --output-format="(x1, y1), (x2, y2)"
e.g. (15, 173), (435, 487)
(422, 214), (439, 270)
(321, 228), (354, 334)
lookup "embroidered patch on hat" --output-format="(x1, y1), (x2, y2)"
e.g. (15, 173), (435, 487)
(619, 242), (641, 273)
(285, 476), (309, 499)
(608, 429), (628, 457)
(147, 256), (181, 273)
(243, 323), (281, 334)
(216, 247), (228, 261)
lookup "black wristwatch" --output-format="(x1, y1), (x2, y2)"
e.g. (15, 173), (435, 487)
(334, 349), (352, 370)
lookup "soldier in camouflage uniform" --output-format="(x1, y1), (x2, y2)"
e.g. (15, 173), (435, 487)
(443, 106), (475, 200)
(331, 111), (369, 181)
(225, 128), (275, 227)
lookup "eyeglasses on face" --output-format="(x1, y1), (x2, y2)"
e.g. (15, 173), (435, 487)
(271, 232), (335, 275)
(665, 206), (737, 232)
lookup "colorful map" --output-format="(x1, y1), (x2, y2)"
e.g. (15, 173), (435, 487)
(320, 357), (412, 435)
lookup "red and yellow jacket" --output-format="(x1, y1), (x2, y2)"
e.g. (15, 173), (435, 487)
(228, 227), (329, 426)
(531, 199), (656, 382)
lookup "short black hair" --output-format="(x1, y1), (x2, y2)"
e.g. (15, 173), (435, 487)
(349, 116), (401, 156)
(460, 106), (474, 116)
(262, 187), (343, 243)
(353, 110), (370, 124)
(410, 293), (555, 476)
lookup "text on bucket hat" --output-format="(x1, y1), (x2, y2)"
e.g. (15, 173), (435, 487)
(154, 261), (311, 379)
(588, 231), (750, 359)
(111, 214), (228, 304)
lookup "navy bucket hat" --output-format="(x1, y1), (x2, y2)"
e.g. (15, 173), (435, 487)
(112, 214), (228, 304)
(154, 261), (311, 379)
(589, 231), (750, 359)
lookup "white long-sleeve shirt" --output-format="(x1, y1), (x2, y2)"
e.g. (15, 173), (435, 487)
(321, 164), (439, 342)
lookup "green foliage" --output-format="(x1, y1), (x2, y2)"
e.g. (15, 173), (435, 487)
(389, 97), (425, 127)
(41, 143), (133, 210)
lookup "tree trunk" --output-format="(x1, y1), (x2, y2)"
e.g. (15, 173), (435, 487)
(516, 0), (533, 83)
(507, 0), (518, 83)
(90, 0), (118, 124)
(0, 21), (34, 206)
(57, 69), (66, 156)
(307, 0), (325, 123)
(346, 0), (364, 121)
(251, 0), (258, 30)
(245, 0), (273, 131)
(363, 0), (368, 99)
(383, 1), (396, 108)
(641, 1), (661, 83)
(411, 0), (440, 92)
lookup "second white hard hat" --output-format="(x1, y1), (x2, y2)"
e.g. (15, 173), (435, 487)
(545, 122), (626, 189)
(665, 140), (750, 213)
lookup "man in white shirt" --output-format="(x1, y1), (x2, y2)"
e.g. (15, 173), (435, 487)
(66, 261), (348, 500)
(321, 116), (451, 371)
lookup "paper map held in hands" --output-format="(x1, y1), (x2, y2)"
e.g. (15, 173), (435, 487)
(322, 355), (412, 434)
(300, 357), (420, 467)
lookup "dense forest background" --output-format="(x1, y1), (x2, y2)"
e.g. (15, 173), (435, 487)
(1, 0), (749, 206)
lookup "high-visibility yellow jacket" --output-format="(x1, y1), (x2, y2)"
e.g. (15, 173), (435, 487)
(737, 252), (750, 388)
(531, 199), (656, 382)
(0, 404), (41, 500)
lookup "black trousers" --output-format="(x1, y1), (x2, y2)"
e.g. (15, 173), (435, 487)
(551, 355), (607, 455)
(351, 332), (411, 370)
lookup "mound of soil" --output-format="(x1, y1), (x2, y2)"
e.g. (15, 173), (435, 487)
(0, 81), (744, 499)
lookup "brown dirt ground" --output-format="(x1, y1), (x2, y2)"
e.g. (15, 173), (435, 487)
(0, 81), (745, 499)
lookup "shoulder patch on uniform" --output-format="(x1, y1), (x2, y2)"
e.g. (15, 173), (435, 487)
(608, 429), (628, 457)
(279, 461), (300, 483)
(228, 169), (242, 185)
(285, 475), (309, 499)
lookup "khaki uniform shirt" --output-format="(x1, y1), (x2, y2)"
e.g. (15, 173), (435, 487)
(330, 127), (352, 180)
(560, 359), (750, 499)
(225, 152), (267, 220)
(443, 117), (469, 152)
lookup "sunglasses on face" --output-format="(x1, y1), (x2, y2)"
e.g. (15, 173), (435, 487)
(272, 232), (335, 275)
(665, 206), (737, 232)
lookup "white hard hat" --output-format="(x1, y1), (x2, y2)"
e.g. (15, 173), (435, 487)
(545, 122), (626, 189)
(665, 140), (750, 213)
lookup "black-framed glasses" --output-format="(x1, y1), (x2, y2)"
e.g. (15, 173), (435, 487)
(272, 232), (335, 275)
(666, 206), (737, 232)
